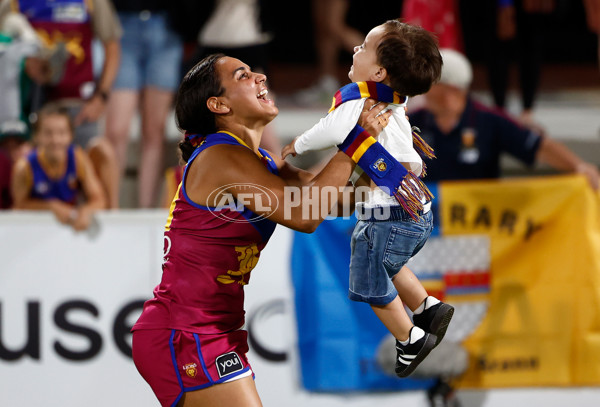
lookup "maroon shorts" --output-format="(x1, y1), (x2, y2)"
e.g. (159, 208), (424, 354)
(132, 329), (253, 407)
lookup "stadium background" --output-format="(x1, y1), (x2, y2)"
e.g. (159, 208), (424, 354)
(2, 1), (600, 406)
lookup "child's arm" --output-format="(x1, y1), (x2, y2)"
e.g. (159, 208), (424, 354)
(282, 100), (364, 159)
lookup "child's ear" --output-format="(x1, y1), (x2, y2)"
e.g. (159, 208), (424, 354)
(372, 66), (388, 82)
(207, 97), (231, 114)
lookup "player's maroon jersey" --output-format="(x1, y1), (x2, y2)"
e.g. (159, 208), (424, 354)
(133, 132), (278, 334)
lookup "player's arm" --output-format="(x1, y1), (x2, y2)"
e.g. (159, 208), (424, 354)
(210, 146), (356, 233)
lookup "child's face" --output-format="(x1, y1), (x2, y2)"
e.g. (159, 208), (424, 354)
(35, 114), (72, 157)
(348, 24), (386, 83)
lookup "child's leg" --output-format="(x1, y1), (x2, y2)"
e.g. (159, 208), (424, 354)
(392, 266), (454, 346)
(370, 296), (413, 341)
(391, 265), (428, 312)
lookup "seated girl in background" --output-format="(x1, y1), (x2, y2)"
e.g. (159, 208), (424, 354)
(11, 104), (106, 231)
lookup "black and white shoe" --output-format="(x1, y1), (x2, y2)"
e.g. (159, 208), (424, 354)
(413, 297), (454, 346)
(395, 326), (437, 378)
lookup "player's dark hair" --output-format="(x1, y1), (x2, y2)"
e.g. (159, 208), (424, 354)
(175, 53), (225, 162)
(377, 19), (442, 96)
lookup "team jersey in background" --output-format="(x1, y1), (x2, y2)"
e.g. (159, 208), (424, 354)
(16, 0), (94, 100)
(27, 144), (79, 203)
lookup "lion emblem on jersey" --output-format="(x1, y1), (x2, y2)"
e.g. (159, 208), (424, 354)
(183, 363), (198, 378)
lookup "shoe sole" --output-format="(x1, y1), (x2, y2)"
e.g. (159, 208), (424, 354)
(430, 304), (455, 346)
(395, 333), (438, 378)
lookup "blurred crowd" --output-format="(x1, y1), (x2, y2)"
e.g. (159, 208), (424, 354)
(1, 2), (600, 407)
(0, 0), (599, 229)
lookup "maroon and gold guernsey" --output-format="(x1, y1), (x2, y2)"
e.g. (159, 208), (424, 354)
(15, 0), (95, 100)
(133, 132), (278, 334)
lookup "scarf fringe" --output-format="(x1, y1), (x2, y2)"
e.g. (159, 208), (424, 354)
(412, 126), (436, 159)
(421, 161), (428, 178)
(392, 171), (434, 221)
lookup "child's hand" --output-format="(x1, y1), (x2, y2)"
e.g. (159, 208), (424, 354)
(281, 138), (298, 159)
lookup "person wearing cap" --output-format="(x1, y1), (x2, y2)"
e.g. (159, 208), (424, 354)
(409, 48), (599, 189)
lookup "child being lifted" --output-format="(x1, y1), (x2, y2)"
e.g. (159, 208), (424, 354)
(282, 19), (454, 377)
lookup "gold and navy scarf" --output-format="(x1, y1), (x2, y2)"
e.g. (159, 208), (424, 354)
(334, 82), (435, 219)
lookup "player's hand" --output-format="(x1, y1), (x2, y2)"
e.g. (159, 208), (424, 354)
(281, 138), (298, 159)
(359, 98), (391, 138)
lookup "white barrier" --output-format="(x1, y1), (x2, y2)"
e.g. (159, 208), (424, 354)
(0, 211), (598, 406)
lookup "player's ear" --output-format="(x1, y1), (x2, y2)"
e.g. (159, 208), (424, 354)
(207, 97), (231, 114)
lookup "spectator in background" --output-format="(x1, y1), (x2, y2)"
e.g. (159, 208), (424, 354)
(0, 125), (31, 209)
(191, 0), (280, 154)
(0, 0), (122, 209)
(483, 0), (556, 126)
(409, 48), (599, 189)
(11, 104), (105, 231)
(0, 10), (40, 143)
(293, 0), (365, 106)
(0, 11), (39, 209)
(584, 0), (600, 69)
(402, 0), (464, 51)
(407, 47), (598, 407)
(0, 146), (11, 209)
(159, 0), (281, 208)
(104, 1), (183, 208)
(400, 0), (464, 113)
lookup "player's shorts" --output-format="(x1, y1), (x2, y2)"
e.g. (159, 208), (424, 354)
(132, 328), (253, 407)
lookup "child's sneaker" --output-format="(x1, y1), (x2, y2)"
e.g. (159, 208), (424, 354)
(412, 297), (454, 346)
(395, 326), (437, 378)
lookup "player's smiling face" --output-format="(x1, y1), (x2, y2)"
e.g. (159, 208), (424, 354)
(214, 57), (278, 125)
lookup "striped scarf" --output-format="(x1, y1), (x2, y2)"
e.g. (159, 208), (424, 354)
(333, 82), (435, 220)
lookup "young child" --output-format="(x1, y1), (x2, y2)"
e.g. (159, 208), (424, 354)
(282, 19), (454, 377)
(11, 104), (105, 231)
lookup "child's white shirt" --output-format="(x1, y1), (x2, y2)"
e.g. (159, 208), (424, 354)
(294, 98), (423, 207)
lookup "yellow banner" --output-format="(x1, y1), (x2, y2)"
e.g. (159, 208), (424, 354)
(440, 175), (600, 387)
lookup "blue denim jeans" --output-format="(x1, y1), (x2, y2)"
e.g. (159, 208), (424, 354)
(348, 206), (433, 305)
(114, 11), (183, 91)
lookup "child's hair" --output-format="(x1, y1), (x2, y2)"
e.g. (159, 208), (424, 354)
(175, 53), (225, 162)
(377, 20), (443, 97)
(32, 103), (74, 135)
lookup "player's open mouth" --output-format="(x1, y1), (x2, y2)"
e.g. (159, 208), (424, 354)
(257, 89), (269, 100)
